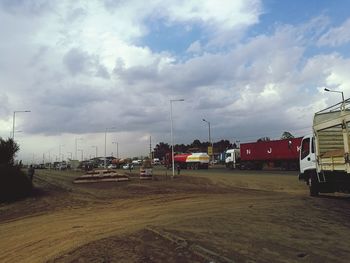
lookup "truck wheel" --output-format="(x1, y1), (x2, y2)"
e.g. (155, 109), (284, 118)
(309, 175), (319, 197)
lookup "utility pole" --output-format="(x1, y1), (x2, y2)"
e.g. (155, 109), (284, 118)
(149, 136), (152, 159)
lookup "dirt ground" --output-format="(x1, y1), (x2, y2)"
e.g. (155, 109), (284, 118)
(1, 167), (350, 263)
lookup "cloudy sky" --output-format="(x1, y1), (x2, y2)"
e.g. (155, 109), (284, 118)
(1, 0), (350, 162)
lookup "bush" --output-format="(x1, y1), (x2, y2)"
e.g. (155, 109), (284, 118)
(0, 164), (32, 202)
(0, 138), (19, 165)
(0, 138), (32, 202)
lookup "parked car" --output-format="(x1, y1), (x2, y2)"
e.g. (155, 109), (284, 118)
(123, 163), (134, 170)
(108, 164), (117, 169)
(152, 158), (161, 165)
(132, 160), (142, 166)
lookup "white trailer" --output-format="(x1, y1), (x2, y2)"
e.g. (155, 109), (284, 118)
(299, 99), (350, 196)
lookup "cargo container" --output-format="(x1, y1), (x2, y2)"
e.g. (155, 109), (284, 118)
(225, 138), (302, 170)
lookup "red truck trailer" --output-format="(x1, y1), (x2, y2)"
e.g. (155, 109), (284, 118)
(238, 137), (302, 170)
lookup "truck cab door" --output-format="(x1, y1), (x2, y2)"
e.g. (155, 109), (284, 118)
(299, 136), (316, 177)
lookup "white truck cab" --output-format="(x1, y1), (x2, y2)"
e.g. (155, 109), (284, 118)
(225, 148), (240, 169)
(299, 135), (316, 181)
(300, 98), (350, 196)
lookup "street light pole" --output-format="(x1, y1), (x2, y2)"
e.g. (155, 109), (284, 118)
(324, 88), (345, 109)
(59, 144), (64, 162)
(112, 141), (118, 158)
(78, 149), (84, 161)
(105, 127), (116, 168)
(91, 146), (98, 158)
(12, 110), (30, 140)
(75, 138), (83, 160)
(170, 99), (185, 177)
(203, 118), (213, 165)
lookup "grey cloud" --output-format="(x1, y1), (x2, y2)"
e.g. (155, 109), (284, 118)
(63, 48), (111, 79)
(115, 53), (228, 94)
(0, 94), (10, 118)
(63, 48), (90, 76)
(96, 65), (110, 79)
(0, 0), (53, 15)
(66, 7), (86, 23)
(116, 64), (159, 85)
(29, 46), (49, 66)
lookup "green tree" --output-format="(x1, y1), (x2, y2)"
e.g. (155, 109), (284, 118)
(0, 138), (19, 165)
(281, 131), (294, 139)
(257, 137), (270, 142)
(153, 142), (171, 159)
(0, 137), (32, 202)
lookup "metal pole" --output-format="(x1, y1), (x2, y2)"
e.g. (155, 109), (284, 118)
(49, 150), (51, 169)
(104, 127), (115, 168)
(59, 145), (64, 162)
(170, 101), (174, 177)
(170, 99), (184, 177)
(12, 112), (15, 139)
(78, 149), (83, 161)
(75, 138), (83, 160)
(150, 136), (152, 159)
(104, 129), (107, 168)
(324, 88), (345, 109)
(12, 110), (30, 140)
(112, 142), (118, 158)
(91, 146), (97, 158)
(203, 119), (213, 165)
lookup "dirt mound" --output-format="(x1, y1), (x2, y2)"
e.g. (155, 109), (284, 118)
(51, 228), (208, 263)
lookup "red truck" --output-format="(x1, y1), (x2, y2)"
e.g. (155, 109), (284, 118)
(225, 138), (302, 170)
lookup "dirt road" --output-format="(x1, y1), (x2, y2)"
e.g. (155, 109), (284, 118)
(1, 168), (350, 262)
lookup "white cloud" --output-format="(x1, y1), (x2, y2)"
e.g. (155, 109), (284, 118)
(164, 0), (261, 29)
(186, 40), (202, 54)
(1, 1), (350, 161)
(318, 18), (350, 47)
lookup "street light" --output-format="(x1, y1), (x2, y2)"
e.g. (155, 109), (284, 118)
(105, 127), (116, 168)
(91, 146), (98, 158)
(75, 138), (83, 160)
(67, 152), (73, 160)
(12, 110), (30, 140)
(77, 149), (84, 161)
(112, 141), (119, 158)
(59, 144), (64, 162)
(202, 118), (213, 165)
(170, 99), (185, 177)
(324, 88), (345, 109)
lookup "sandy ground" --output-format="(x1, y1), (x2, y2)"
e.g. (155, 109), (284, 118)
(1, 167), (350, 263)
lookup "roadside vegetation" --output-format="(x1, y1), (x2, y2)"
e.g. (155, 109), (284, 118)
(0, 137), (32, 202)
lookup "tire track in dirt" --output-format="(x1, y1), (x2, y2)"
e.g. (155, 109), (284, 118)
(0, 192), (283, 263)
